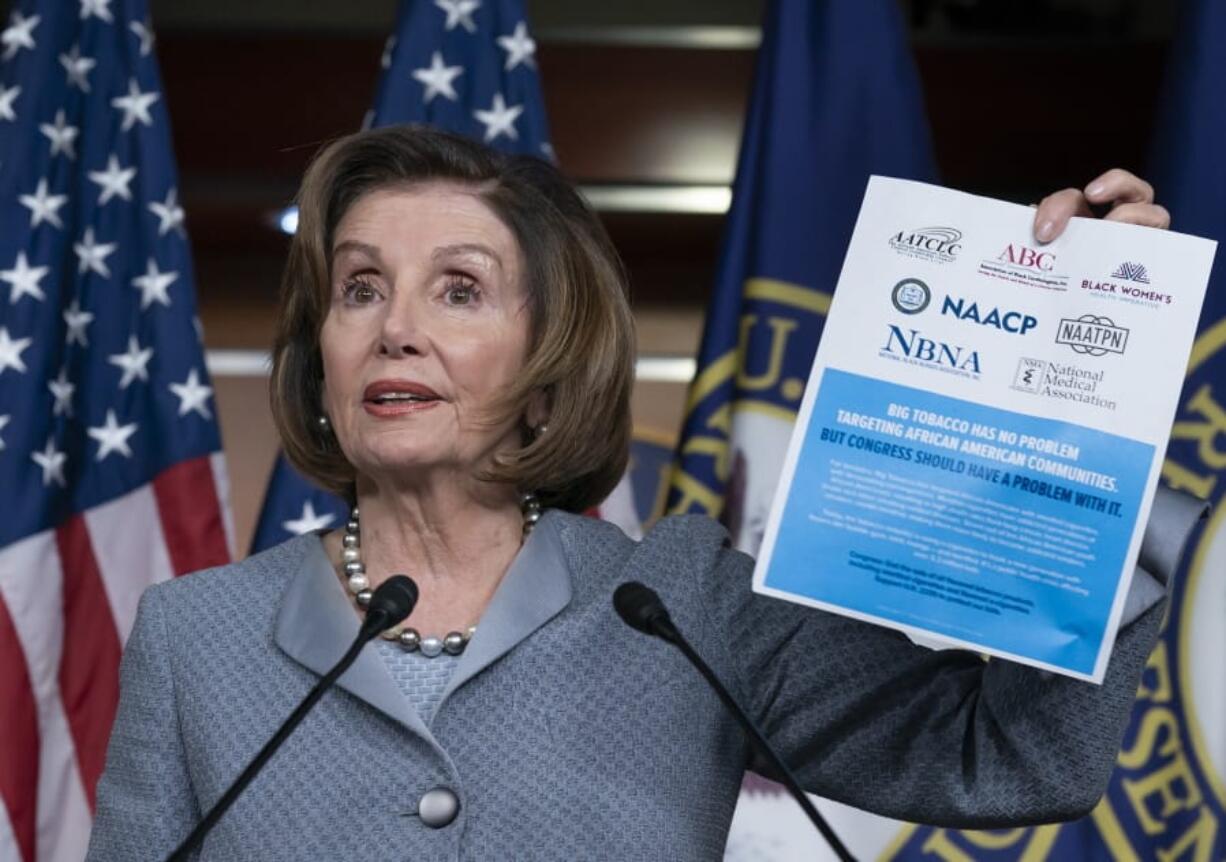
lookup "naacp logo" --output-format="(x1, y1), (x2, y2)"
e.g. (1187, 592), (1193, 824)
(888, 226), (962, 263)
(941, 294), (1038, 335)
(1056, 314), (1129, 356)
(891, 278), (931, 314)
(1111, 261), (1151, 283)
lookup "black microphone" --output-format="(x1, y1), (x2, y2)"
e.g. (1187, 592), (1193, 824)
(165, 575), (419, 862)
(613, 582), (857, 862)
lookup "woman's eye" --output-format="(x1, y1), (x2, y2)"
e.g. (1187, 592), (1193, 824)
(445, 281), (478, 305)
(342, 280), (378, 303)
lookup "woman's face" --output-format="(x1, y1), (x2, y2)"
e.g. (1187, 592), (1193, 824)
(319, 182), (534, 487)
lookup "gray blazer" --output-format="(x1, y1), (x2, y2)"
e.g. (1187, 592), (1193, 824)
(87, 507), (1179, 861)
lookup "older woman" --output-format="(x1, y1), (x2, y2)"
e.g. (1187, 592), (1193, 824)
(87, 126), (1178, 860)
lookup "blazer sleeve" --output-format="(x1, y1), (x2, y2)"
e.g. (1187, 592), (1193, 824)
(697, 546), (1166, 829)
(86, 585), (200, 861)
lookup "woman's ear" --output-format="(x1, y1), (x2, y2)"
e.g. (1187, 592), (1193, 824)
(524, 386), (551, 431)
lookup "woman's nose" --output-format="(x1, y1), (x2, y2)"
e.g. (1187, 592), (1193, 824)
(377, 297), (425, 358)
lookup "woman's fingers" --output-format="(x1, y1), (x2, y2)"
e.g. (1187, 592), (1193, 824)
(1083, 168), (1155, 206)
(1033, 188), (1093, 243)
(1033, 170), (1165, 243)
(1103, 201), (1171, 229)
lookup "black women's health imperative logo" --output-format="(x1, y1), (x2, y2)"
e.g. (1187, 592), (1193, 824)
(1056, 314), (1129, 356)
(891, 278), (931, 314)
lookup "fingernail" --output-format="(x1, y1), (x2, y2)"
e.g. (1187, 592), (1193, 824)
(1036, 220), (1055, 242)
(1085, 182), (1105, 198)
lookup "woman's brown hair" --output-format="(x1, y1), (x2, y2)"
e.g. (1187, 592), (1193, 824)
(269, 125), (635, 513)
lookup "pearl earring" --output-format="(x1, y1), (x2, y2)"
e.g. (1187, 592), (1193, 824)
(317, 414), (331, 432)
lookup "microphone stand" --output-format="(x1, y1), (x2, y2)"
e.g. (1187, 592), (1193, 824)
(614, 582), (856, 862)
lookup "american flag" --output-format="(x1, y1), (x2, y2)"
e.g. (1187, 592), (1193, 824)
(0, 2), (232, 860)
(253, 0), (638, 552)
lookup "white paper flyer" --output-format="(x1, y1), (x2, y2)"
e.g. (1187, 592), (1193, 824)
(752, 176), (1216, 682)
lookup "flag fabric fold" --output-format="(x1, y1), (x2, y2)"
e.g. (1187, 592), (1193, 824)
(0, 1), (231, 859)
(666, 0), (937, 558)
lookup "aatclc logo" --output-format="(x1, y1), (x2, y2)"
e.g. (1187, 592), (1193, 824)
(891, 278), (931, 314)
(1056, 314), (1129, 356)
(879, 325), (981, 377)
(998, 243), (1056, 272)
(1111, 261), (1151, 284)
(888, 227), (962, 263)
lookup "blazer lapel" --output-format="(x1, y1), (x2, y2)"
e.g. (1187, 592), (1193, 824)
(438, 512), (572, 707)
(273, 535), (434, 741)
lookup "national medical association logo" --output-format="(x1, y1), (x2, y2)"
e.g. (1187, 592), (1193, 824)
(1056, 314), (1129, 356)
(1010, 357), (1116, 411)
(890, 278), (931, 314)
(888, 226), (962, 263)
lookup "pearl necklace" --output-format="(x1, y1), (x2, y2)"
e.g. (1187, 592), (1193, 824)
(340, 494), (542, 657)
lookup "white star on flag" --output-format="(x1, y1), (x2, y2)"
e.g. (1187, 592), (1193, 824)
(64, 300), (95, 347)
(2, 12), (40, 62)
(169, 369), (213, 419)
(473, 93), (523, 142)
(435, 0), (480, 33)
(87, 410), (138, 461)
(0, 85), (20, 122)
(79, 0), (114, 24)
(111, 77), (159, 131)
(108, 335), (154, 388)
(74, 228), (117, 278)
(131, 258), (177, 309)
(0, 327), (32, 376)
(18, 178), (67, 229)
(60, 44), (96, 92)
(381, 35), (396, 69)
(283, 501), (336, 535)
(129, 18), (154, 56)
(31, 438), (68, 487)
(148, 188), (185, 236)
(0, 415), (8, 449)
(412, 52), (464, 103)
(1, 252), (49, 304)
(48, 368), (74, 417)
(497, 22), (536, 70)
(40, 110), (80, 159)
(88, 153), (137, 204)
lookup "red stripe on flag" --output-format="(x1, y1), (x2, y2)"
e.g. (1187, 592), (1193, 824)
(0, 596), (39, 862)
(153, 455), (231, 576)
(56, 517), (121, 812)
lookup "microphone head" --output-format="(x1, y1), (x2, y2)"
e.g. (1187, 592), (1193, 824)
(363, 575), (419, 635)
(613, 581), (673, 640)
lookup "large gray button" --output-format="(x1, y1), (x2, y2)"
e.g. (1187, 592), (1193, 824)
(418, 788), (459, 828)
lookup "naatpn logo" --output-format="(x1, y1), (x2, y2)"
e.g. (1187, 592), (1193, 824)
(1056, 314), (1129, 356)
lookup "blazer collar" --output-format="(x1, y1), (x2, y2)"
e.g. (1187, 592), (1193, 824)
(273, 510), (572, 732)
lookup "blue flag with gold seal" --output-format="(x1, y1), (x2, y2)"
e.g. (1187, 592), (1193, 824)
(666, 0), (936, 555)
(881, 0), (1226, 858)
